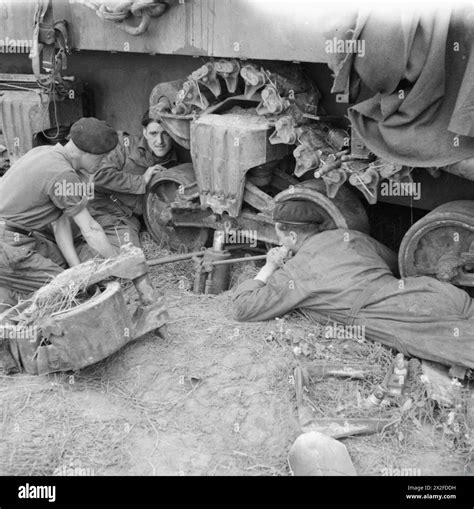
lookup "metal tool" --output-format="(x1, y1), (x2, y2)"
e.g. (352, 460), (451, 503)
(193, 231), (232, 294)
(294, 365), (396, 438)
(192, 231), (266, 295)
(302, 361), (380, 381)
(144, 230), (267, 295)
(300, 417), (397, 438)
(145, 246), (265, 268)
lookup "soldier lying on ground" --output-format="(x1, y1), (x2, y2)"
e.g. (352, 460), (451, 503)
(232, 199), (474, 369)
(81, 110), (180, 254)
(0, 117), (119, 313)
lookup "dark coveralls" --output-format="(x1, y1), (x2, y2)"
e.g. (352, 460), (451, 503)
(0, 144), (89, 311)
(233, 229), (474, 369)
(83, 132), (177, 254)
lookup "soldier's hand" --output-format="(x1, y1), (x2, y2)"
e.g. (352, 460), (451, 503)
(266, 246), (289, 269)
(143, 164), (165, 186)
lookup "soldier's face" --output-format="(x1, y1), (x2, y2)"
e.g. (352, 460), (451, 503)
(275, 224), (298, 251)
(143, 122), (172, 157)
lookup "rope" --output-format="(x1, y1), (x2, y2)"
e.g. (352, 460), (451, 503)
(85, 0), (168, 36)
(38, 75), (60, 140)
(96, 4), (131, 21)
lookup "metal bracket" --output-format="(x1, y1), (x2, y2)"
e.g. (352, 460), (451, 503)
(214, 59), (241, 94)
(175, 80), (210, 111)
(321, 168), (348, 199)
(243, 180), (274, 214)
(350, 125), (371, 160)
(293, 144), (320, 178)
(256, 85), (290, 115)
(269, 115), (297, 145)
(240, 64), (266, 99)
(348, 167), (380, 204)
(335, 93), (349, 103)
(189, 62), (221, 98)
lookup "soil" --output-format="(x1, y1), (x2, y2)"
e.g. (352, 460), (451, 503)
(0, 253), (472, 477)
(0, 284), (297, 476)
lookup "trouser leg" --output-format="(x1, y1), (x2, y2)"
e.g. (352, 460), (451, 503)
(0, 236), (64, 298)
(77, 214), (141, 262)
(106, 219), (141, 250)
(0, 234), (64, 374)
(0, 286), (19, 314)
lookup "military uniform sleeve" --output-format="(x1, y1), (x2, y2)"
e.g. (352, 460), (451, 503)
(93, 139), (147, 194)
(232, 262), (311, 322)
(46, 171), (88, 217)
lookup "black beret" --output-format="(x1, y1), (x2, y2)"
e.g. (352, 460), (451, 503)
(142, 109), (166, 127)
(70, 118), (118, 154)
(141, 109), (153, 127)
(273, 199), (325, 224)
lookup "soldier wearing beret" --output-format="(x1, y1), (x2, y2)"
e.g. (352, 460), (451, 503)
(82, 111), (179, 254)
(0, 117), (119, 312)
(232, 199), (474, 369)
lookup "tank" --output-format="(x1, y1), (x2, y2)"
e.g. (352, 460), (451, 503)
(2, 0), (474, 289)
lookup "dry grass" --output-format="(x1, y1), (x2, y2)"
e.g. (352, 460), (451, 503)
(140, 233), (197, 292)
(275, 313), (473, 475)
(14, 257), (114, 328)
(0, 376), (130, 475)
(0, 236), (298, 475)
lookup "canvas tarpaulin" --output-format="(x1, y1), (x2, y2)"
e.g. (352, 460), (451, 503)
(325, 6), (474, 168)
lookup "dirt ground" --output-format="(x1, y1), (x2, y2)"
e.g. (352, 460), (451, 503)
(0, 240), (472, 476)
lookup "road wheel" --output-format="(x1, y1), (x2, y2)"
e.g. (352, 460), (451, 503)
(143, 163), (209, 252)
(398, 200), (474, 286)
